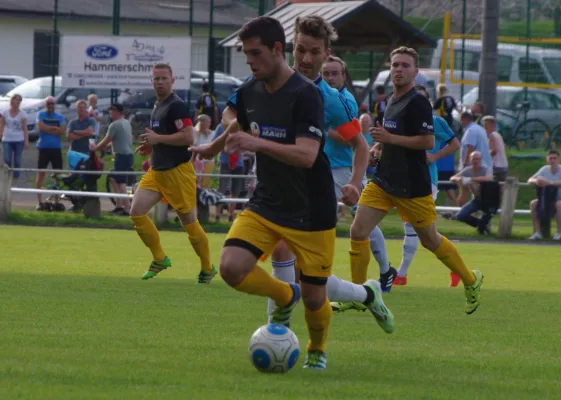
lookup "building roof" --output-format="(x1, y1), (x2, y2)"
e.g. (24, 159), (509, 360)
(0, 0), (258, 28)
(220, 0), (436, 51)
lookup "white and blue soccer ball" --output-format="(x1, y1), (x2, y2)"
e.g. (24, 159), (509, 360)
(248, 324), (300, 373)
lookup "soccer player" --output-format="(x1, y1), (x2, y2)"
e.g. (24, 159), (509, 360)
(189, 16), (393, 369)
(349, 47), (483, 314)
(131, 63), (216, 283)
(322, 55), (397, 293)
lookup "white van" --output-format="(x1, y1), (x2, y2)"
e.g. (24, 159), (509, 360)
(353, 68), (479, 107)
(430, 38), (561, 86)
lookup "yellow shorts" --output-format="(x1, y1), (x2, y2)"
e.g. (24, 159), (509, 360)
(138, 162), (196, 214)
(358, 182), (437, 228)
(225, 210), (335, 279)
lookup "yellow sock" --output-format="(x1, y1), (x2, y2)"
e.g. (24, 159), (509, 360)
(305, 299), (332, 353)
(234, 266), (293, 306)
(131, 215), (166, 261)
(183, 221), (212, 272)
(350, 239), (371, 284)
(434, 236), (475, 285)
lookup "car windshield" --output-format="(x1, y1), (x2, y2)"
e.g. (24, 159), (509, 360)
(0, 80), (16, 96)
(6, 80), (62, 99)
(543, 58), (561, 85)
(462, 88), (516, 110)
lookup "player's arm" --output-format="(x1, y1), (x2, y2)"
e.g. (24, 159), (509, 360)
(252, 85), (325, 169)
(430, 118), (460, 162)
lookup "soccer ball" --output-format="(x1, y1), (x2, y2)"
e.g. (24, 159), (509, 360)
(248, 324), (300, 373)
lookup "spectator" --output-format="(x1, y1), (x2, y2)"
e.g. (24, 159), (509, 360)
(458, 110), (492, 205)
(528, 149), (561, 240)
(482, 115), (508, 181)
(471, 101), (485, 125)
(195, 83), (219, 129)
(193, 114), (215, 189)
(0, 93), (29, 180)
(35, 96), (66, 210)
(370, 85), (387, 126)
(67, 100), (95, 155)
(93, 103), (133, 216)
(451, 151), (494, 234)
(213, 123), (244, 222)
(359, 113), (375, 178)
(433, 83), (458, 128)
(87, 94), (102, 141)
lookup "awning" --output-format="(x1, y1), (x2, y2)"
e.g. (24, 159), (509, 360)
(219, 0), (436, 52)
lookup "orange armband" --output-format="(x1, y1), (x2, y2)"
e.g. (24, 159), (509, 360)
(336, 118), (360, 140)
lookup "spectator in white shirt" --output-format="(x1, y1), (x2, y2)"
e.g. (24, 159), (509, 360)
(87, 94), (102, 141)
(528, 150), (561, 240)
(0, 94), (29, 179)
(482, 115), (508, 181)
(193, 114), (215, 188)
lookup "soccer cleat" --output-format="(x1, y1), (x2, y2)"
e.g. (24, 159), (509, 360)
(197, 265), (218, 284)
(270, 283), (300, 327)
(363, 279), (395, 334)
(450, 272), (461, 287)
(141, 256), (172, 280)
(380, 265), (397, 292)
(464, 270), (483, 315)
(330, 301), (367, 312)
(303, 351), (327, 370)
(393, 275), (407, 286)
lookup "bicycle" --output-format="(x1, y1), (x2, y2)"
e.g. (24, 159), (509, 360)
(496, 101), (551, 151)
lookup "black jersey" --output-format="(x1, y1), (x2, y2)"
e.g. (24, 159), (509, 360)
(433, 95), (457, 127)
(150, 93), (193, 171)
(373, 88), (434, 198)
(229, 72), (337, 231)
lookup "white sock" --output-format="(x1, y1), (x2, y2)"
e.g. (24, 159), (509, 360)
(327, 275), (368, 303)
(369, 226), (390, 274)
(267, 258), (296, 318)
(398, 223), (419, 278)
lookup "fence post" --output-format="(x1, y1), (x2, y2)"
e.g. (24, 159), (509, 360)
(0, 164), (12, 221)
(498, 177), (519, 238)
(153, 202), (168, 228)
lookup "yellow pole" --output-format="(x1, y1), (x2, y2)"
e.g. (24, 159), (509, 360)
(440, 12), (451, 84)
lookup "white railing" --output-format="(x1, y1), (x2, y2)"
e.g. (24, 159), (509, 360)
(0, 165), (530, 237)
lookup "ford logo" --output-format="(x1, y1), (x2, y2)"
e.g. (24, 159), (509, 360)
(86, 44), (118, 60)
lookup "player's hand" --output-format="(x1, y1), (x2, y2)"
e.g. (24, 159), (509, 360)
(426, 151), (437, 164)
(340, 184), (360, 206)
(139, 128), (161, 145)
(135, 142), (153, 156)
(188, 143), (218, 160)
(370, 121), (393, 144)
(225, 131), (258, 153)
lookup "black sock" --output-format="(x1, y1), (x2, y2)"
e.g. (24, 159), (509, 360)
(362, 285), (375, 304)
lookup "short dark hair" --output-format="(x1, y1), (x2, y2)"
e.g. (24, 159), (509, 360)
(374, 85), (385, 95)
(202, 83), (210, 92)
(547, 149), (560, 157)
(294, 15), (338, 49)
(238, 16), (286, 53)
(153, 63), (173, 76)
(390, 46), (419, 68)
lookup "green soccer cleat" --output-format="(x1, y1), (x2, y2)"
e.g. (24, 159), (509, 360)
(464, 270), (484, 315)
(303, 351), (327, 370)
(330, 301), (367, 312)
(197, 265), (218, 284)
(141, 256), (172, 280)
(364, 279), (395, 334)
(270, 283), (301, 327)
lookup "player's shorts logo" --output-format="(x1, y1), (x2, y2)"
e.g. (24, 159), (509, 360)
(250, 121), (260, 137)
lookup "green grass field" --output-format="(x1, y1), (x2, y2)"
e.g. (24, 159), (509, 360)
(2, 226), (561, 400)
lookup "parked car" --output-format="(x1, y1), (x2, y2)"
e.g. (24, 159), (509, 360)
(124, 74), (242, 136)
(0, 76), (128, 141)
(0, 75), (28, 96)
